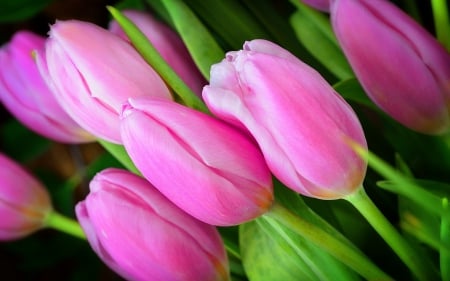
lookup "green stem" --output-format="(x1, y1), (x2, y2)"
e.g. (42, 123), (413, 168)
(441, 198), (450, 281)
(264, 200), (392, 280)
(431, 0), (450, 51)
(44, 210), (86, 240)
(344, 187), (436, 281)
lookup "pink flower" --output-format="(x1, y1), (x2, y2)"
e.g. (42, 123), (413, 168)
(331, 0), (450, 135)
(0, 31), (94, 143)
(76, 168), (229, 281)
(109, 10), (206, 96)
(203, 39), (367, 200)
(37, 20), (172, 143)
(0, 153), (52, 240)
(120, 97), (273, 226)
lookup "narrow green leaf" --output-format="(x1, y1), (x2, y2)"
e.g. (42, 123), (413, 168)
(289, 3), (353, 80)
(432, 0), (450, 51)
(107, 6), (208, 113)
(242, 0), (304, 53)
(441, 198), (450, 281)
(398, 197), (448, 253)
(185, 0), (271, 49)
(348, 141), (450, 222)
(239, 220), (320, 281)
(264, 200), (392, 280)
(155, 0), (225, 80)
(114, 0), (146, 10)
(377, 179), (450, 221)
(333, 78), (377, 109)
(241, 0), (337, 83)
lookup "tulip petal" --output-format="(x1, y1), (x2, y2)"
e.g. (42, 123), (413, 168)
(204, 40), (367, 199)
(121, 98), (273, 225)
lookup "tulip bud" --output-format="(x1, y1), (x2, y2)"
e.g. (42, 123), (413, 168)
(37, 20), (173, 143)
(120, 97), (273, 226)
(109, 10), (206, 96)
(0, 153), (52, 240)
(330, 0), (450, 135)
(203, 39), (367, 200)
(0, 31), (94, 143)
(76, 168), (229, 281)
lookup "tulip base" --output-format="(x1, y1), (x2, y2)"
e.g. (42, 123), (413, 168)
(263, 200), (392, 280)
(44, 210), (86, 240)
(344, 187), (437, 281)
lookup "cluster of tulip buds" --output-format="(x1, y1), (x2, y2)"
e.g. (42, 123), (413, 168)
(0, 0), (449, 280)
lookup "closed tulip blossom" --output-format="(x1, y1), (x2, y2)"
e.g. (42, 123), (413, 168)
(330, 0), (450, 135)
(203, 39), (367, 200)
(37, 20), (172, 143)
(109, 10), (206, 95)
(76, 168), (229, 281)
(120, 97), (273, 226)
(0, 153), (52, 240)
(0, 31), (94, 143)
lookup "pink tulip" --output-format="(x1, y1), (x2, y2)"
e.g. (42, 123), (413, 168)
(37, 20), (172, 143)
(109, 10), (206, 96)
(203, 39), (367, 200)
(76, 168), (229, 281)
(120, 97), (273, 226)
(330, 0), (450, 135)
(0, 31), (94, 143)
(0, 153), (52, 240)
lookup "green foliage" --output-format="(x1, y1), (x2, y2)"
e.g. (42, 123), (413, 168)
(290, 2), (353, 80)
(148, 0), (225, 80)
(0, 0), (53, 23)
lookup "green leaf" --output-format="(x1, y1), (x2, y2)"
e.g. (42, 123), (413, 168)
(153, 0), (225, 80)
(0, 0), (53, 23)
(240, 220), (320, 281)
(114, 0), (146, 11)
(184, 0), (271, 49)
(432, 0), (450, 51)
(241, 0), (304, 53)
(377, 179), (450, 221)
(289, 3), (353, 80)
(263, 185), (391, 280)
(333, 78), (377, 109)
(441, 198), (450, 281)
(107, 6), (208, 113)
(348, 140), (450, 222)
(241, 0), (337, 83)
(398, 197), (447, 253)
(385, 123), (450, 179)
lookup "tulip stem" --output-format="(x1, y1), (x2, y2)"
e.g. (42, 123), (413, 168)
(344, 187), (437, 281)
(44, 211), (86, 240)
(431, 0), (450, 51)
(264, 200), (393, 280)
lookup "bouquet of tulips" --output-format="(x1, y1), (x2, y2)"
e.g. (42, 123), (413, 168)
(0, 0), (449, 280)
